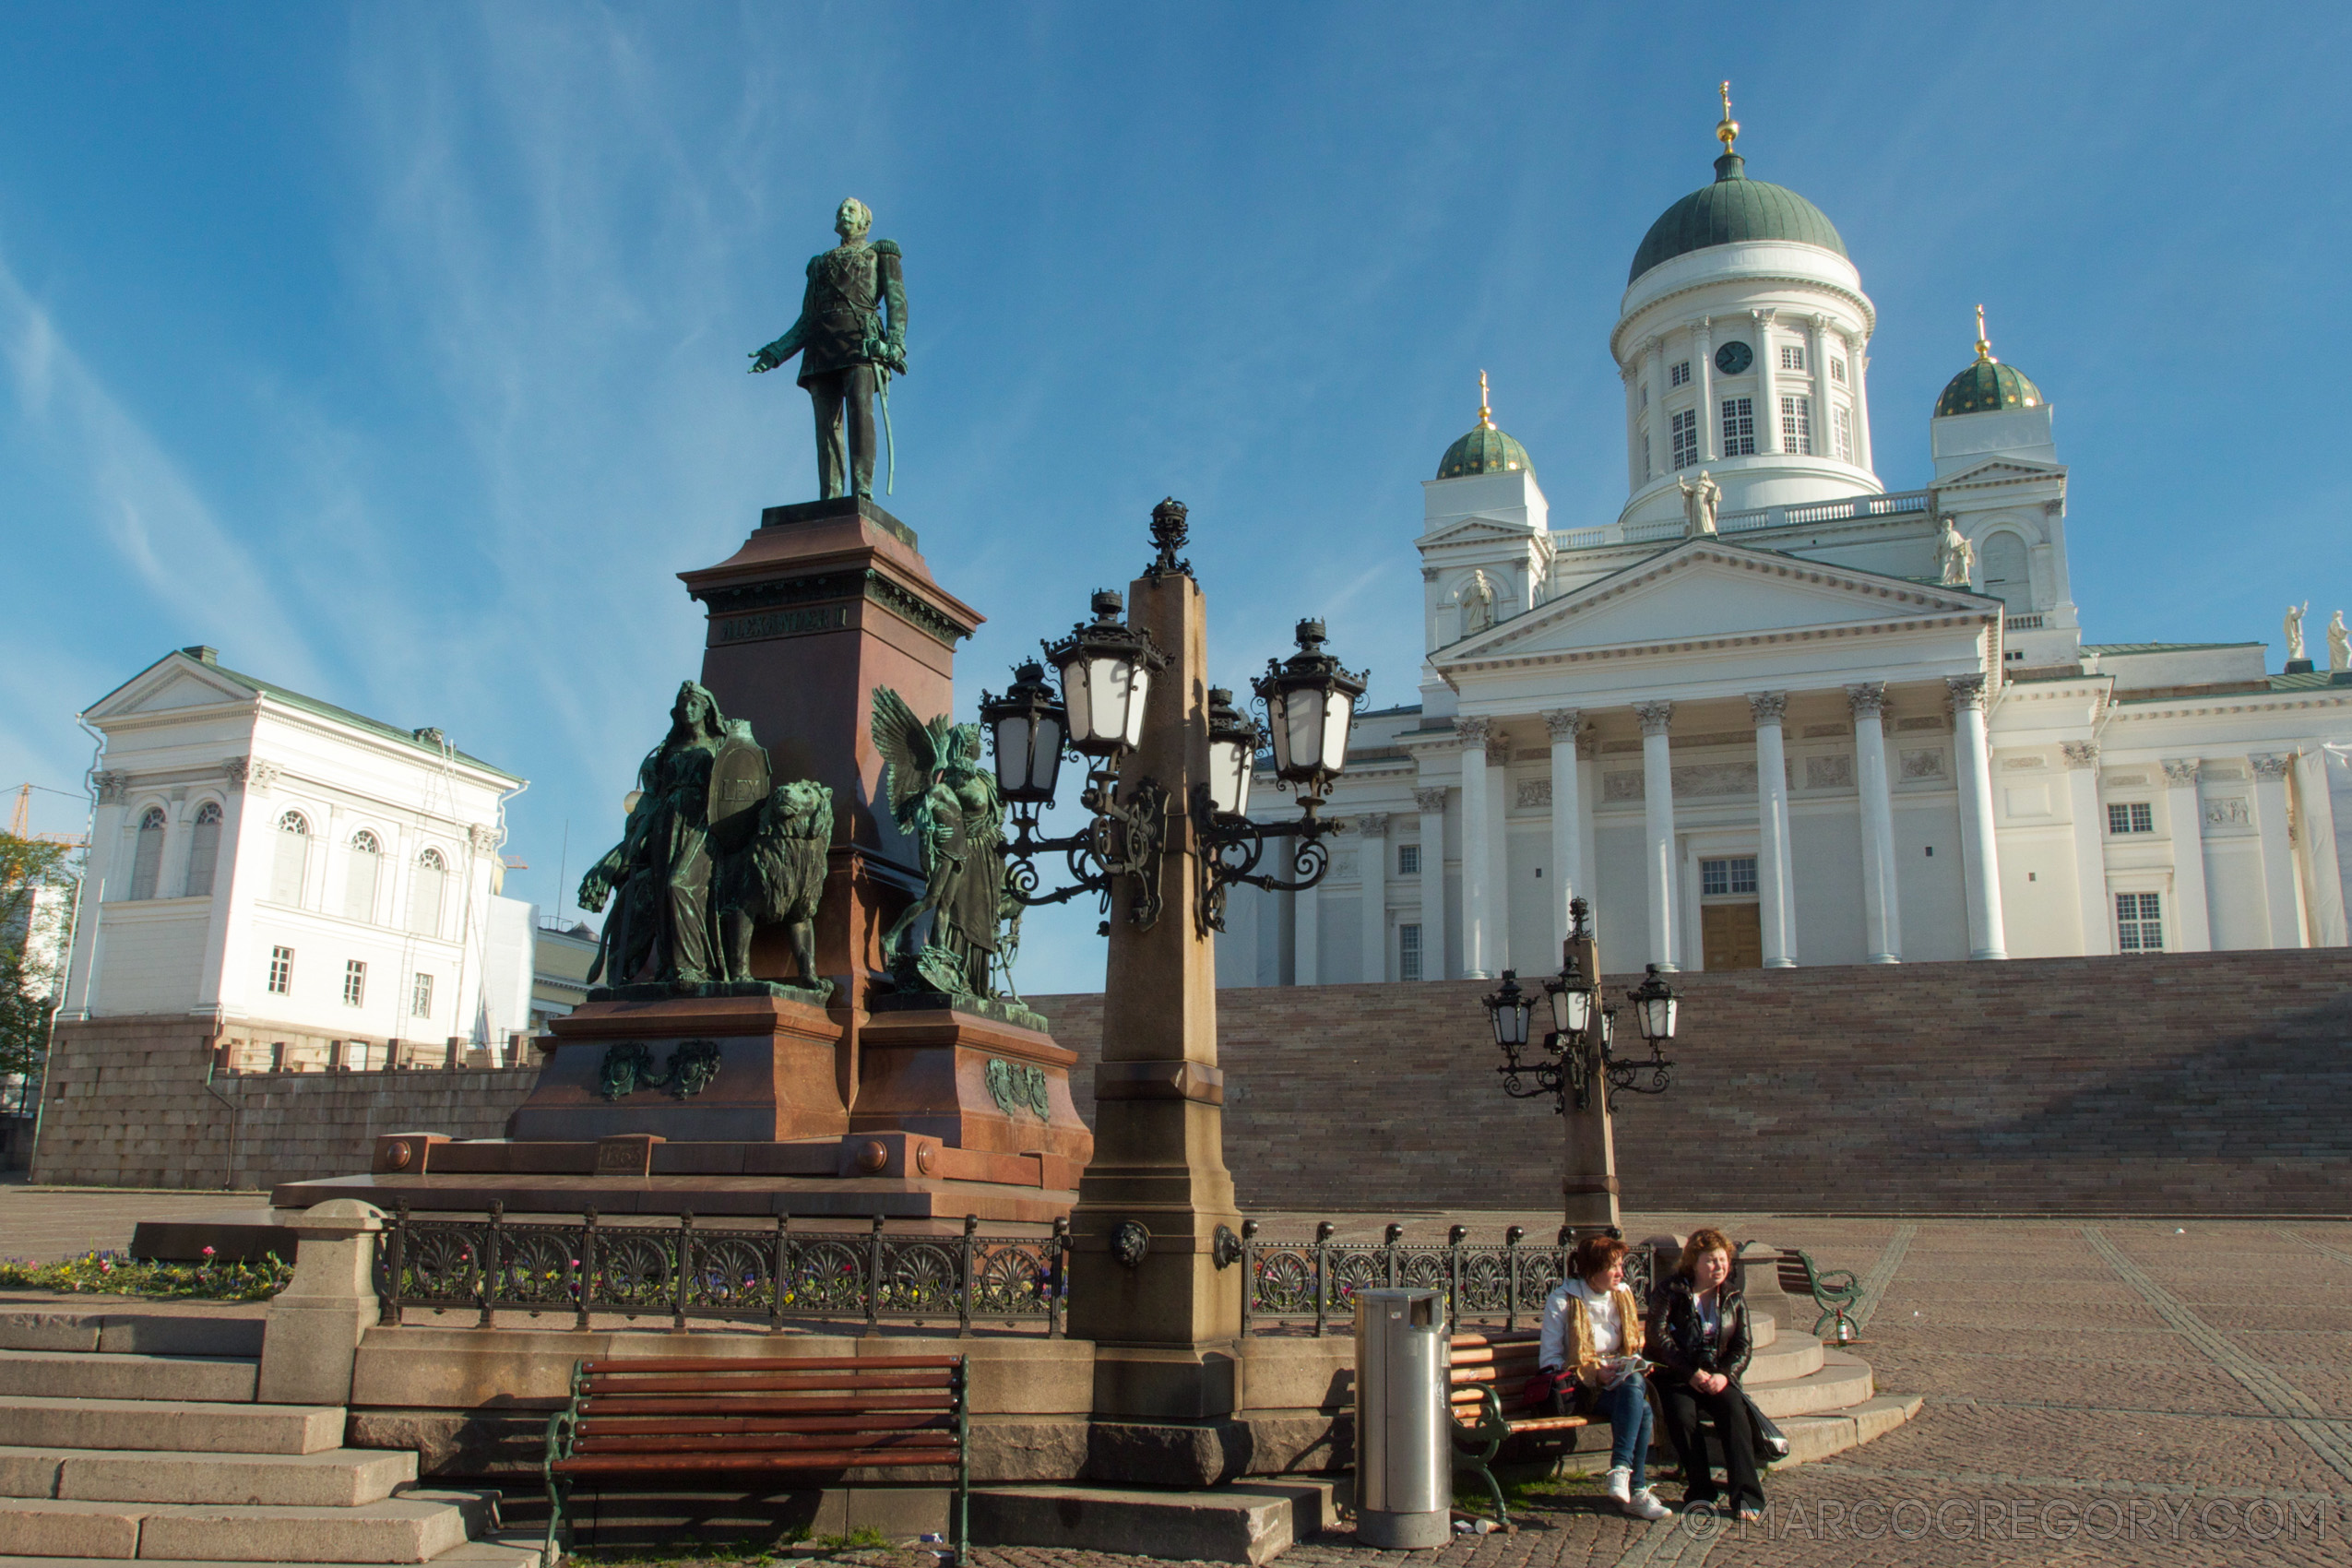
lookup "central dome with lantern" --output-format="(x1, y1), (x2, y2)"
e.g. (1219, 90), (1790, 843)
(1609, 87), (1883, 532)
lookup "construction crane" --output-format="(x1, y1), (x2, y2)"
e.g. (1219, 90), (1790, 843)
(9, 783), (88, 846)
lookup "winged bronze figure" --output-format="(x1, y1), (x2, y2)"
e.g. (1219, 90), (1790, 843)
(871, 686), (1013, 1000)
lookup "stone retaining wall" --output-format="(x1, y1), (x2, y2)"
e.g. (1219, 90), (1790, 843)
(36, 949), (2352, 1211)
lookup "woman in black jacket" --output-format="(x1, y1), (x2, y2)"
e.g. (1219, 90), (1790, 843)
(1645, 1227), (1764, 1516)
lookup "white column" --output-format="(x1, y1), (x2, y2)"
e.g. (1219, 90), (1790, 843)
(1752, 308), (1780, 453)
(1693, 319), (1717, 460)
(1807, 315), (1832, 459)
(1948, 675), (2007, 960)
(2250, 754), (2307, 946)
(1644, 338), (1668, 485)
(1847, 683), (1901, 963)
(1634, 700), (1679, 970)
(2061, 742), (2110, 955)
(2161, 759), (2214, 951)
(1848, 333), (1876, 475)
(1414, 786), (1450, 980)
(1456, 718), (1493, 978)
(1294, 877), (1320, 986)
(1544, 709), (1584, 949)
(2293, 750), (2347, 945)
(1486, 734), (1513, 971)
(1357, 813), (1390, 982)
(1749, 692), (1798, 968)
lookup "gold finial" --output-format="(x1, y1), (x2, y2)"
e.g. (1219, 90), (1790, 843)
(1478, 369), (1494, 428)
(1974, 303), (1995, 363)
(1716, 80), (1739, 153)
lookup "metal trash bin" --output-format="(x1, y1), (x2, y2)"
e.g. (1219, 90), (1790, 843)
(1354, 1287), (1450, 1549)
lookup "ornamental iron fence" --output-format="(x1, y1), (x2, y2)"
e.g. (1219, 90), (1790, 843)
(1238, 1220), (1660, 1336)
(377, 1204), (1068, 1336)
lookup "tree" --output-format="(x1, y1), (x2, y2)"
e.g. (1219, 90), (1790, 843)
(0, 832), (79, 1112)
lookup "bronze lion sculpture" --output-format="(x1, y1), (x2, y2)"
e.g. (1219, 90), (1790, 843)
(716, 778), (834, 991)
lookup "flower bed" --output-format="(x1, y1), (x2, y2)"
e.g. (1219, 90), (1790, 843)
(0, 1248), (292, 1301)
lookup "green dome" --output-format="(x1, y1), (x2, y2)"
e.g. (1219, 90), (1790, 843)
(1437, 419), (1532, 480)
(1628, 153), (1847, 285)
(1936, 354), (2043, 416)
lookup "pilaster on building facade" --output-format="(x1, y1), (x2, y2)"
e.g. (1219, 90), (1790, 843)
(47, 647), (535, 1105)
(1217, 123), (2352, 990)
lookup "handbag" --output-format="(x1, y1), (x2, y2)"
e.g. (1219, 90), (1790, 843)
(1741, 1389), (1791, 1460)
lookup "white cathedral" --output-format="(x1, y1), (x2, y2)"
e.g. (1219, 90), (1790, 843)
(1220, 108), (2352, 985)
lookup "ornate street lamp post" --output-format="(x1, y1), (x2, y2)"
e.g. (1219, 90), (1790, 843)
(1479, 897), (1681, 1238)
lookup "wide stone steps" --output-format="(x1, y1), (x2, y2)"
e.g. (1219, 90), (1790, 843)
(0, 1398), (343, 1457)
(0, 1354), (257, 1406)
(0, 1448), (417, 1509)
(0, 1493), (490, 1564)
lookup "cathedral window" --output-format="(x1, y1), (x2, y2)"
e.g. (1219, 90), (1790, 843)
(186, 802), (222, 897)
(1701, 857), (1758, 896)
(1834, 406), (1853, 462)
(1781, 396), (1813, 456)
(1830, 356), (1847, 386)
(1720, 398), (1756, 457)
(345, 830), (382, 922)
(1669, 360), (1690, 388)
(1641, 432), (1652, 481)
(2115, 892), (2164, 952)
(128, 807), (166, 900)
(1780, 344), (1805, 371)
(267, 945), (293, 995)
(1638, 382), (1649, 410)
(2107, 802), (2154, 835)
(270, 811), (311, 906)
(1397, 843), (1420, 876)
(411, 972), (434, 1018)
(1670, 409), (1698, 469)
(344, 959), (367, 1006)
(410, 848), (447, 936)
(1980, 533), (2031, 612)
(1398, 922), (1423, 982)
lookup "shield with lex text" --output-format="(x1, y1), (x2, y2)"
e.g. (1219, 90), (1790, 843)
(706, 730), (773, 857)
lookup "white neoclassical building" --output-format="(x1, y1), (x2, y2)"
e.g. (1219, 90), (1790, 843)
(56, 647), (537, 1068)
(1223, 117), (2352, 985)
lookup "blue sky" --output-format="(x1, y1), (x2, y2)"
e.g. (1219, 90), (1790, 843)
(4, 3), (2346, 993)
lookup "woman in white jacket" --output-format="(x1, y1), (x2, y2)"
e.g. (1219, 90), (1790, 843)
(1538, 1235), (1668, 1520)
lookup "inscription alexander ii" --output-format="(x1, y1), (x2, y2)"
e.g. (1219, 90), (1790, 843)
(717, 604), (853, 644)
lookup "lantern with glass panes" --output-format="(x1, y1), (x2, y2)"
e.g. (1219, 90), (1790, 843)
(1189, 621), (1366, 934)
(981, 502), (1365, 936)
(1482, 897), (1681, 1112)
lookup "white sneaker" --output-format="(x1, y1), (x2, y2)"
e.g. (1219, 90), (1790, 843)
(1604, 1466), (1633, 1504)
(1625, 1489), (1671, 1521)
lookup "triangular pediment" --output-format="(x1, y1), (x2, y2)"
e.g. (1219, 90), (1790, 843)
(1419, 515), (1538, 549)
(1436, 540), (1998, 666)
(1934, 457), (2065, 487)
(86, 654), (253, 721)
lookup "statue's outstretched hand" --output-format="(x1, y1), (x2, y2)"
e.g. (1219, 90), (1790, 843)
(750, 349), (783, 374)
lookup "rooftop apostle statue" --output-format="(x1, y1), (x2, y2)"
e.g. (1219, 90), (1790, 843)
(750, 197), (909, 501)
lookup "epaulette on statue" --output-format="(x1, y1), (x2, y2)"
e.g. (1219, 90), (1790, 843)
(873, 239), (901, 257)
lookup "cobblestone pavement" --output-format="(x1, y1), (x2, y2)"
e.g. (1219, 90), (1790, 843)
(6, 1190), (2348, 1565)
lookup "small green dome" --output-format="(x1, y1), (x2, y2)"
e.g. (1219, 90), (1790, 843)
(1436, 374), (1534, 480)
(1629, 153), (1847, 285)
(1936, 353), (2043, 417)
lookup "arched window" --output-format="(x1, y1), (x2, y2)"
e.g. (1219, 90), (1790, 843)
(270, 810), (312, 905)
(1980, 532), (2032, 613)
(343, 829), (383, 922)
(184, 802), (223, 897)
(128, 807), (167, 901)
(409, 847), (447, 936)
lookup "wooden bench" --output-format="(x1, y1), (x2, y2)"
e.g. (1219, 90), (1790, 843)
(1446, 1329), (1589, 1529)
(1776, 1249), (1864, 1340)
(541, 1354), (968, 1565)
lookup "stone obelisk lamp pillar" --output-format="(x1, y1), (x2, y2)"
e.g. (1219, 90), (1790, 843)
(989, 501), (1364, 1477)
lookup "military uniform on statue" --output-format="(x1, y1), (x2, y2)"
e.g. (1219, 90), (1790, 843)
(279, 199), (1087, 1228)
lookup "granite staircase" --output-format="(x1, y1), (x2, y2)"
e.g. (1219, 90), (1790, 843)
(0, 1313), (533, 1568)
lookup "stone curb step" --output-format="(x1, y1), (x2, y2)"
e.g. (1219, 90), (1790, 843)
(973, 1479), (1342, 1567)
(0, 1316), (266, 1361)
(0, 1400), (343, 1458)
(1773, 1394), (1923, 1467)
(1746, 1348), (1872, 1420)
(0, 1491), (493, 1564)
(1727, 1334), (1821, 1386)
(0, 1544), (540, 1568)
(0, 1449), (417, 1509)
(0, 1354), (258, 1406)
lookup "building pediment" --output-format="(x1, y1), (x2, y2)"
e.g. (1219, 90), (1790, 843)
(1434, 540), (1999, 671)
(86, 655), (254, 722)
(1931, 457), (2066, 490)
(1418, 515), (1541, 549)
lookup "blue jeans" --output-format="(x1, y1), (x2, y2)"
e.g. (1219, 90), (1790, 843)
(1596, 1376), (1654, 1490)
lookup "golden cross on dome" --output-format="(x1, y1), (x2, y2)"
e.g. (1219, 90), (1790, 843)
(1975, 303), (1995, 362)
(1478, 369), (1494, 427)
(1716, 81), (1739, 152)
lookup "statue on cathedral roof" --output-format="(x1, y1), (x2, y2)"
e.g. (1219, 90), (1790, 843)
(2284, 601), (2308, 663)
(1937, 517), (1976, 588)
(2326, 610), (2348, 673)
(1679, 469), (1720, 537)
